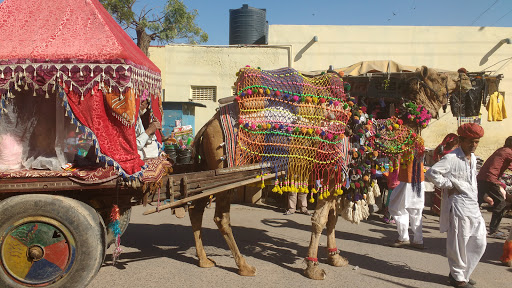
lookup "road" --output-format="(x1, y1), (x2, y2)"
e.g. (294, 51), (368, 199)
(89, 202), (511, 288)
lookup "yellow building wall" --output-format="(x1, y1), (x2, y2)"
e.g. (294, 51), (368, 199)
(268, 25), (512, 159)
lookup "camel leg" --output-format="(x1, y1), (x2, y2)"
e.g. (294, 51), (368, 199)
(304, 198), (330, 280)
(213, 191), (256, 276)
(189, 197), (216, 268)
(326, 198), (348, 267)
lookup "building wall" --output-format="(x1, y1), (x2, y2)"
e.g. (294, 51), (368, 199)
(268, 25), (512, 159)
(149, 45), (289, 132)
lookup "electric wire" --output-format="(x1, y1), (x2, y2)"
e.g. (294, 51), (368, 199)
(491, 7), (512, 26)
(470, 0), (499, 25)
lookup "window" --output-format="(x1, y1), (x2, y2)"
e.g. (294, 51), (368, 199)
(191, 86), (216, 102)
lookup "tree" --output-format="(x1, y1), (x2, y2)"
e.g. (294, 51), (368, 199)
(100, 0), (208, 55)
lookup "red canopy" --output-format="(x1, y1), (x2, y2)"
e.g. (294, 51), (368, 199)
(0, 0), (163, 178)
(0, 0), (160, 73)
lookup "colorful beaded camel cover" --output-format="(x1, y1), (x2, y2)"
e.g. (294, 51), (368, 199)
(233, 67), (351, 195)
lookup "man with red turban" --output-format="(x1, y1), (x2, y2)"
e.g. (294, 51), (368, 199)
(426, 123), (485, 288)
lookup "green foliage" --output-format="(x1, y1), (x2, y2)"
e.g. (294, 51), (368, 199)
(100, 0), (208, 46)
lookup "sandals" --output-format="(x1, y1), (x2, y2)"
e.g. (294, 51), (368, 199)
(488, 231), (507, 239)
(448, 273), (475, 288)
(283, 210), (294, 215)
(301, 210), (312, 216)
(383, 216), (395, 224)
(389, 239), (410, 248)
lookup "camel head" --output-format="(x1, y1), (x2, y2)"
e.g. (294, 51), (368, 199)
(443, 71), (472, 96)
(403, 66), (470, 119)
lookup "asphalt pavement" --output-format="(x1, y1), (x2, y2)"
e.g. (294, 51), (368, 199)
(89, 201), (512, 288)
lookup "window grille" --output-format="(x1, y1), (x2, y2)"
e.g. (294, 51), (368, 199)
(191, 86), (216, 102)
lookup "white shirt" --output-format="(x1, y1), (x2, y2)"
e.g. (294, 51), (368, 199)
(425, 147), (481, 232)
(135, 117), (159, 160)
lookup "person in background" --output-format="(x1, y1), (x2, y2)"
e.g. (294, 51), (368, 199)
(382, 161), (400, 224)
(499, 222), (512, 267)
(284, 192), (311, 215)
(432, 133), (459, 216)
(477, 136), (512, 239)
(388, 143), (426, 250)
(433, 133), (459, 162)
(425, 123), (486, 288)
(136, 96), (161, 160)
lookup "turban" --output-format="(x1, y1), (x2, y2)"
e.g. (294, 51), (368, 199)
(457, 123), (484, 139)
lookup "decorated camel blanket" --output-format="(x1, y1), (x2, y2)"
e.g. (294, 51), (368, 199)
(232, 66), (351, 196)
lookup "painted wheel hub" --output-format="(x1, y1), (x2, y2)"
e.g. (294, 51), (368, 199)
(1, 217), (76, 286)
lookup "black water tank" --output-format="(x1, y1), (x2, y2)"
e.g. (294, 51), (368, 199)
(229, 4), (268, 45)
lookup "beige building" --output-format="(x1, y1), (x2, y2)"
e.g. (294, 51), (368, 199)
(149, 25), (512, 159)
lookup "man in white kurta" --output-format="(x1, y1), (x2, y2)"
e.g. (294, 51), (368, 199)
(388, 182), (425, 246)
(388, 155), (425, 249)
(425, 123), (486, 288)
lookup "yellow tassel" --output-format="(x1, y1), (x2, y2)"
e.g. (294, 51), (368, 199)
(318, 194), (324, 200)
(260, 182), (265, 189)
(272, 186), (278, 193)
(312, 188), (317, 194)
(309, 197), (315, 203)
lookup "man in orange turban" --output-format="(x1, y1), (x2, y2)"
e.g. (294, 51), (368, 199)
(426, 123), (485, 288)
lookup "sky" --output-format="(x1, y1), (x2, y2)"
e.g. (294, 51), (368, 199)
(1, 0), (511, 45)
(131, 0), (512, 45)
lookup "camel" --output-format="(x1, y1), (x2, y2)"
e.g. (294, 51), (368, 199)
(187, 66), (471, 280)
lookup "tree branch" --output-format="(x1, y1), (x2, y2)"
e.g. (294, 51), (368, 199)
(149, 33), (160, 40)
(129, 0), (136, 10)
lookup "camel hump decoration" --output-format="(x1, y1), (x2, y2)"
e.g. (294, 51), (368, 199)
(233, 66), (351, 198)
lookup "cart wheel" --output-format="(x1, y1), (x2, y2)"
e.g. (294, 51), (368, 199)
(0, 194), (105, 288)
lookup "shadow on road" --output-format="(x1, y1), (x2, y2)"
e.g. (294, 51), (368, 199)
(110, 215), (461, 286)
